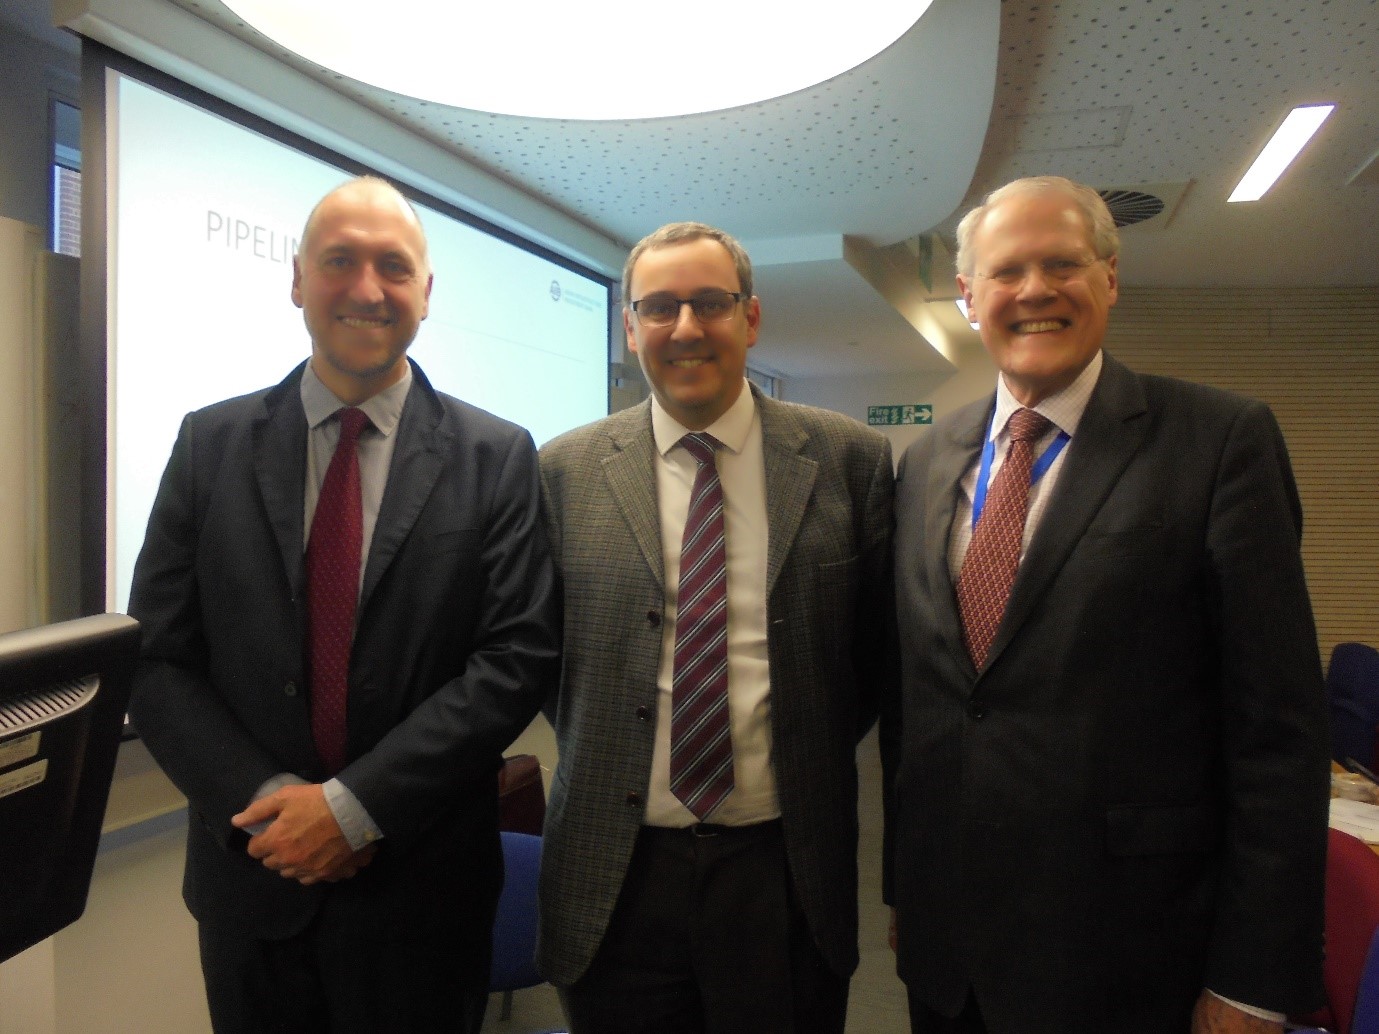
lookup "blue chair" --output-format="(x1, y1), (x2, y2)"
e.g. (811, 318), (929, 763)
(1295, 925), (1379, 1033)
(1350, 927), (1379, 1033)
(1328, 643), (1379, 772)
(491, 831), (545, 1021)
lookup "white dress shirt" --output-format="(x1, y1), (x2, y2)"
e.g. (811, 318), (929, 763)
(643, 383), (779, 827)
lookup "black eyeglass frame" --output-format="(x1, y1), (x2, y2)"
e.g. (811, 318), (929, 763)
(629, 291), (748, 327)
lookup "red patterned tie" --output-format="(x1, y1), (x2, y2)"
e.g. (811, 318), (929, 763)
(957, 407), (1052, 668)
(307, 407), (369, 776)
(670, 432), (734, 820)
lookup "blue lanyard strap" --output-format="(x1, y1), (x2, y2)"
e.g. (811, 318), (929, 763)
(971, 411), (1070, 529)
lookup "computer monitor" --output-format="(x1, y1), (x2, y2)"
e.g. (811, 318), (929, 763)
(0, 613), (140, 963)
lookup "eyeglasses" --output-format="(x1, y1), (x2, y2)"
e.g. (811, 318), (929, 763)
(974, 257), (1100, 287)
(630, 290), (746, 327)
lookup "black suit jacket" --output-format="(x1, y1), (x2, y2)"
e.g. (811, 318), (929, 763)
(882, 353), (1329, 1032)
(128, 359), (558, 979)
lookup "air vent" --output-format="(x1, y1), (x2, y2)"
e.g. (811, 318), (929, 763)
(1099, 189), (1166, 228)
(0, 676), (99, 734)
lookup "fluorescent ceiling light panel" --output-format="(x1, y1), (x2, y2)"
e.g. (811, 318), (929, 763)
(955, 299), (977, 327)
(1228, 104), (1335, 203)
(222, 0), (934, 120)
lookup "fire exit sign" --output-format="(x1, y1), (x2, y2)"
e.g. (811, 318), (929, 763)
(867, 404), (932, 427)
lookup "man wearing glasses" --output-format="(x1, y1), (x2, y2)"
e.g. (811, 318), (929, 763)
(882, 177), (1329, 1033)
(537, 221), (897, 1032)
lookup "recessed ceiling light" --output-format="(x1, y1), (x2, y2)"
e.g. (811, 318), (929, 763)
(1228, 104), (1335, 203)
(222, 0), (936, 120)
(956, 298), (977, 328)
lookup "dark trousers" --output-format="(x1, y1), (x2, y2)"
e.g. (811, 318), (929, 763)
(560, 820), (849, 1034)
(198, 903), (488, 1034)
(907, 987), (987, 1034)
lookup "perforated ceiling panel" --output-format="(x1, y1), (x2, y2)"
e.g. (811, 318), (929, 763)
(167, 0), (997, 247)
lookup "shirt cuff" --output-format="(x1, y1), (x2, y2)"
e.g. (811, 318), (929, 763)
(324, 777), (384, 852)
(1208, 990), (1285, 1023)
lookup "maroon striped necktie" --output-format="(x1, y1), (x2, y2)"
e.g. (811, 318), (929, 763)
(306, 406), (369, 776)
(670, 432), (734, 820)
(957, 407), (1051, 668)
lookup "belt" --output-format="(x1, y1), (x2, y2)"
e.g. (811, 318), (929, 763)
(642, 818), (782, 839)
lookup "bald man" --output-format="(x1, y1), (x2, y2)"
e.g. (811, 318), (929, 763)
(129, 177), (558, 1032)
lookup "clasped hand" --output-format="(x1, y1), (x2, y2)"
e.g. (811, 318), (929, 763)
(231, 783), (376, 886)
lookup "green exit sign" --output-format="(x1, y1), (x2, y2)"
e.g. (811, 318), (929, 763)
(867, 404), (932, 427)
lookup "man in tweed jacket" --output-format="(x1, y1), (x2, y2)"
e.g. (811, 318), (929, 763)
(537, 222), (896, 1033)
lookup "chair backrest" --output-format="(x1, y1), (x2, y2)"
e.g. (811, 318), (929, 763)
(490, 831), (544, 992)
(1327, 643), (1379, 769)
(1349, 926), (1379, 1034)
(1324, 828), (1379, 1034)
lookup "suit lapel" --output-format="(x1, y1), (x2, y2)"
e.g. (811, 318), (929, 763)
(985, 355), (1151, 667)
(603, 405), (665, 589)
(252, 364), (310, 600)
(929, 399), (989, 679)
(360, 363), (448, 611)
(757, 394), (817, 597)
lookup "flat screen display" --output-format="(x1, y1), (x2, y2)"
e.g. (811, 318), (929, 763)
(0, 613), (141, 962)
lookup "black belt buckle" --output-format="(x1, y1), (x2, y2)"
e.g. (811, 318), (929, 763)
(690, 823), (725, 838)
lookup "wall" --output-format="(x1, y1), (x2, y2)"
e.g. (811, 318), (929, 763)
(0, 217), (42, 634)
(1105, 286), (1379, 661)
(0, 24), (78, 230)
(786, 334), (995, 462)
(0, 24), (205, 1030)
(0, 18), (82, 632)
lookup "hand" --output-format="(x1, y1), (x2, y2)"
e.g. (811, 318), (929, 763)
(889, 907), (898, 953)
(1190, 991), (1284, 1034)
(330, 843), (379, 882)
(232, 783), (373, 885)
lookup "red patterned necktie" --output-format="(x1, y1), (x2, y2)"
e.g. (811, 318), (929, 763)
(670, 432), (734, 820)
(957, 407), (1052, 669)
(307, 406), (369, 776)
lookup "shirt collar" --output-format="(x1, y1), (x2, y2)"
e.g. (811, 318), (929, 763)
(990, 349), (1103, 442)
(300, 359), (412, 438)
(650, 381), (757, 458)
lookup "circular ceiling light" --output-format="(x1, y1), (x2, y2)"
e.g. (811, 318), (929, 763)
(222, 0), (936, 121)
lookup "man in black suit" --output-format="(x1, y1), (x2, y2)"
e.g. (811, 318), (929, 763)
(128, 176), (558, 1033)
(883, 176), (1329, 1034)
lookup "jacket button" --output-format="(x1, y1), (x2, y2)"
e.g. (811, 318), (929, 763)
(635, 706), (651, 721)
(626, 791), (643, 807)
(647, 610), (661, 627)
(968, 702), (985, 721)
(283, 681), (298, 697)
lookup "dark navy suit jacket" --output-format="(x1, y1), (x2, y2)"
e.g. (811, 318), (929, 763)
(129, 358), (558, 982)
(882, 353), (1329, 1032)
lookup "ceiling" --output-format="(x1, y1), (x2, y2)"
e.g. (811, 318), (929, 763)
(14, 0), (1379, 388)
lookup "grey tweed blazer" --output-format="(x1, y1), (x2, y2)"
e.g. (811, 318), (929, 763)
(535, 385), (896, 986)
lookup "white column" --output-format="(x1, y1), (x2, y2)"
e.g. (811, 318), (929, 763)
(0, 216), (42, 634)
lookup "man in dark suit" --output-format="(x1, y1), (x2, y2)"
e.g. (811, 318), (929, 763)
(128, 176), (558, 1033)
(882, 176), (1330, 1034)
(538, 222), (896, 1033)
